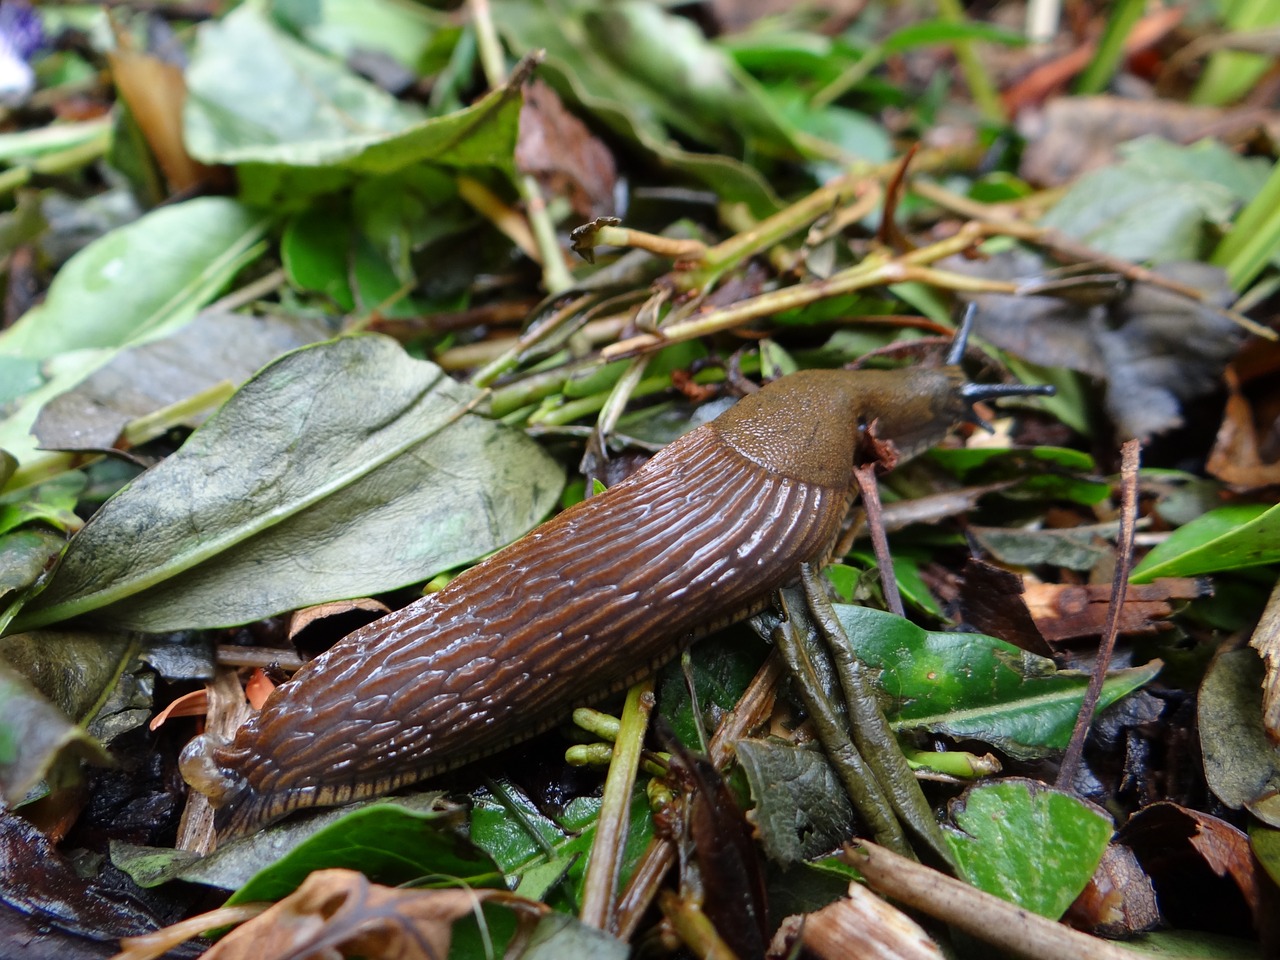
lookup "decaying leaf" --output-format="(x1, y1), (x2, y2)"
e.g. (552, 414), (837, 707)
(33, 311), (332, 453)
(1198, 648), (1280, 826)
(1119, 803), (1261, 935)
(1063, 843), (1160, 938)
(130, 868), (543, 960)
(954, 251), (1241, 440)
(108, 42), (215, 194)
(1019, 96), (1280, 187)
(15, 336), (564, 632)
(1022, 579), (1210, 644)
(1249, 579), (1280, 744)
(516, 80), (618, 219)
(1, 811), (161, 949)
(1208, 361), (1280, 489)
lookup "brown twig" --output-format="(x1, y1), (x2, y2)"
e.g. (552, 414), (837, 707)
(853, 464), (905, 618)
(1056, 438), (1141, 789)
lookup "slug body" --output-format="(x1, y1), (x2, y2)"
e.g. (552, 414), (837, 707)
(185, 365), (978, 837)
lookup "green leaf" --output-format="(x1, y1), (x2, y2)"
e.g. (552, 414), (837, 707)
(13, 336), (563, 632)
(834, 604), (1160, 758)
(944, 778), (1112, 919)
(225, 802), (502, 905)
(1131, 503), (1280, 582)
(0, 198), (267, 361)
(274, 0), (445, 71)
(0, 631), (133, 803)
(470, 781), (654, 909)
(1199, 648), (1280, 826)
(0, 198), (269, 475)
(185, 5), (522, 205)
(655, 629), (767, 751)
(1041, 137), (1270, 264)
(927, 446), (1109, 506)
(736, 738), (855, 865)
(0, 529), (65, 611)
(883, 18), (1027, 53)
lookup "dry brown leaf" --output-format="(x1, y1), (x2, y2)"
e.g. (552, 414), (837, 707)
(1119, 802), (1261, 934)
(1023, 579), (1209, 643)
(1063, 843), (1160, 938)
(108, 46), (214, 194)
(516, 80), (617, 219)
(1249, 578), (1280, 744)
(1208, 363), (1280, 489)
(117, 869), (546, 960)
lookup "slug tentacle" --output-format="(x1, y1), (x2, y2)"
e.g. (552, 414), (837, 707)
(186, 337), (1055, 839)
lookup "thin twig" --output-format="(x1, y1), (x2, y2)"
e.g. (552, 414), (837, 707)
(1056, 438), (1141, 788)
(853, 464), (905, 618)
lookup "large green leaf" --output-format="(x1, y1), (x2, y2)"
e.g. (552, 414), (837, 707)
(834, 604), (1160, 758)
(1130, 503), (1280, 582)
(13, 336), (564, 632)
(1041, 137), (1269, 264)
(944, 779), (1112, 920)
(184, 5), (522, 205)
(0, 198), (269, 475)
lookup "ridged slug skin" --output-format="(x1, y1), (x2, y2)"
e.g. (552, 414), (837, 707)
(183, 365), (970, 838)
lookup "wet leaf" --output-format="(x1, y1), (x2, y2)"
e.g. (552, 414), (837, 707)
(833, 604), (1161, 758)
(944, 778), (1112, 920)
(224, 802), (503, 905)
(1041, 137), (1269, 263)
(1198, 648), (1280, 826)
(1131, 503), (1280, 582)
(736, 738), (856, 865)
(185, 5), (522, 205)
(15, 336), (564, 632)
(0, 197), (269, 471)
(0, 811), (161, 945)
(470, 781), (654, 908)
(32, 310), (332, 452)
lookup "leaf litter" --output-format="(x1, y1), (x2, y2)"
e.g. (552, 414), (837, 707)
(0, 1), (1277, 958)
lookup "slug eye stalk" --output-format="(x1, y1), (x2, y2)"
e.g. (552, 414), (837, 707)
(947, 303), (1056, 431)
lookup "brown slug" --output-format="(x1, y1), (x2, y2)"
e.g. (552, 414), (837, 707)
(181, 318), (1052, 838)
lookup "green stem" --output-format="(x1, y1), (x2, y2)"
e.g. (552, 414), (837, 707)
(1075, 0), (1145, 95)
(580, 677), (655, 931)
(936, 0), (1006, 123)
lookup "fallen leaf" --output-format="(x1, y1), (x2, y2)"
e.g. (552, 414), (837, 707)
(1019, 95), (1280, 187)
(1198, 647), (1280, 826)
(516, 80), (618, 219)
(15, 336), (564, 632)
(1248, 579), (1280, 745)
(1063, 843), (1160, 937)
(1119, 802), (1260, 935)
(161, 868), (541, 960)
(1022, 578), (1210, 643)
(1, 811), (161, 947)
(1208, 359), (1280, 489)
(108, 43), (215, 194)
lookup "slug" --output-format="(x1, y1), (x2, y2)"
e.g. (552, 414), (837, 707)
(182, 320), (1052, 838)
